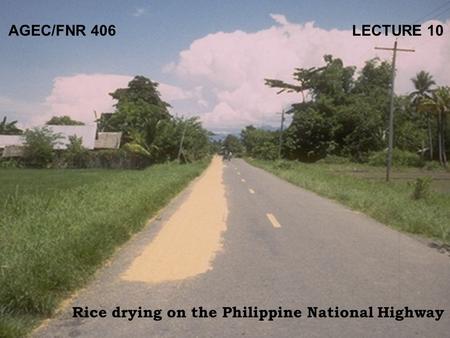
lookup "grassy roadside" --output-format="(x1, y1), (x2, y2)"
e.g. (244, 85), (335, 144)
(0, 159), (209, 337)
(248, 158), (450, 246)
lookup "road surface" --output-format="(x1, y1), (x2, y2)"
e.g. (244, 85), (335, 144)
(34, 157), (450, 337)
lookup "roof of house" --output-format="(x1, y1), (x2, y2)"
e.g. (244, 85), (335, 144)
(47, 124), (97, 150)
(94, 132), (122, 149)
(0, 135), (24, 148)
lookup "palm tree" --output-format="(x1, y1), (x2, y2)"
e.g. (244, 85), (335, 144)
(419, 87), (450, 167)
(0, 116), (23, 135)
(410, 71), (436, 160)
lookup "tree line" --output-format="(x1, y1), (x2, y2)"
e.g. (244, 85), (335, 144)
(225, 55), (449, 167)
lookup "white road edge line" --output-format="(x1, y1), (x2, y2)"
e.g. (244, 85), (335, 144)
(266, 213), (282, 228)
(249, 188), (255, 194)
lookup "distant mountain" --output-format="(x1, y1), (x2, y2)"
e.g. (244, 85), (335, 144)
(209, 133), (227, 142)
(208, 129), (241, 141)
(259, 124), (279, 131)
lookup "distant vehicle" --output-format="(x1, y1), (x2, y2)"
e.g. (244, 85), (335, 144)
(222, 150), (232, 161)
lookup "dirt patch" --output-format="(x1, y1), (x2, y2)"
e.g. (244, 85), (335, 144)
(122, 156), (228, 283)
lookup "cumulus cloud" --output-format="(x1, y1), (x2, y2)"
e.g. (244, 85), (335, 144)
(45, 74), (132, 124)
(158, 83), (205, 104)
(168, 14), (450, 131)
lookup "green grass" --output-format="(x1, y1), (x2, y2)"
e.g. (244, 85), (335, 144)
(248, 159), (450, 246)
(0, 160), (209, 337)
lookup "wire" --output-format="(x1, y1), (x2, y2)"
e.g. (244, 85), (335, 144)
(412, 1), (450, 24)
(393, 1), (450, 43)
(433, 5), (450, 21)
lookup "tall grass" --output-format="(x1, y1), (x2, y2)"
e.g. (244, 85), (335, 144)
(0, 160), (208, 337)
(249, 159), (450, 245)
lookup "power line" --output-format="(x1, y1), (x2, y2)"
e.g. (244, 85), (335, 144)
(412, 1), (450, 24)
(433, 5), (450, 20)
(393, 1), (450, 43)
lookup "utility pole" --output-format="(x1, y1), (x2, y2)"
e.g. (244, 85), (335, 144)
(278, 109), (285, 159)
(375, 41), (414, 182)
(177, 122), (188, 163)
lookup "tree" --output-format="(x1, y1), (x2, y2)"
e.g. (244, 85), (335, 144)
(23, 127), (62, 168)
(265, 56), (387, 161)
(46, 115), (84, 125)
(223, 135), (243, 156)
(241, 125), (280, 160)
(0, 116), (22, 135)
(264, 55), (442, 165)
(340, 58), (391, 160)
(150, 117), (211, 162)
(104, 76), (172, 147)
(63, 135), (89, 168)
(265, 67), (319, 102)
(284, 107), (335, 161)
(100, 76), (211, 163)
(394, 95), (427, 154)
(410, 71), (436, 160)
(176, 117), (211, 162)
(419, 87), (450, 166)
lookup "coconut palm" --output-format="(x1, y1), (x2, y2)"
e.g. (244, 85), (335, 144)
(410, 71), (436, 160)
(0, 116), (23, 135)
(419, 87), (450, 167)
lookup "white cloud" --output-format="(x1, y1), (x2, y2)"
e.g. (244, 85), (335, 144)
(158, 83), (205, 103)
(45, 74), (132, 124)
(5, 74), (198, 126)
(270, 13), (290, 26)
(167, 15), (450, 131)
(132, 8), (146, 17)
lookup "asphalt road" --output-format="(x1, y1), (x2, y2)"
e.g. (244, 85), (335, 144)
(34, 158), (450, 338)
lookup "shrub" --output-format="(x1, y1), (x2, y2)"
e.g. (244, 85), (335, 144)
(423, 161), (441, 171)
(273, 160), (295, 170)
(0, 158), (22, 168)
(23, 127), (61, 168)
(253, 142), (279, 160)
(317, 155), (351, 164)
(411, 177), (432, 200)
(122, 142), (151, 157)
(368, 149), (424, 167)
(63, 135), (90, 168)
(50, 146), (152, 170)
(87, 149), (152, 169)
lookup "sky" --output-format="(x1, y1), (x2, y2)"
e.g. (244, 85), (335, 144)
(1, 0), (450, 133)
